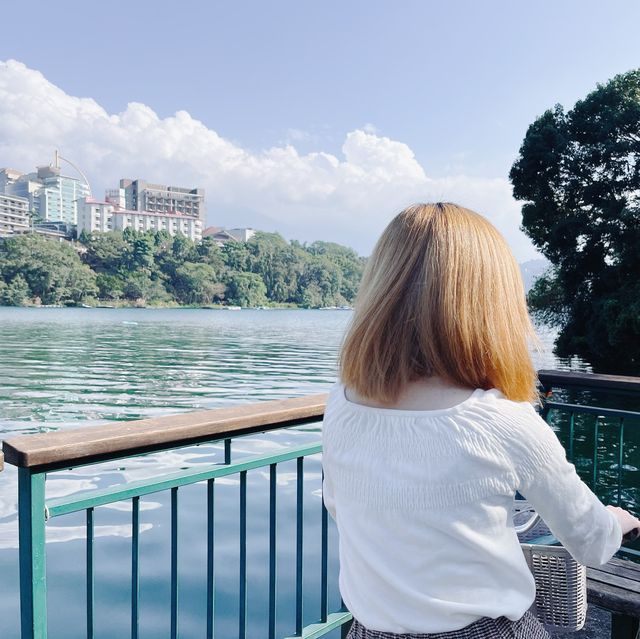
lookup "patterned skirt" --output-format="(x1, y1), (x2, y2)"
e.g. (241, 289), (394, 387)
(346, 611), (551, 639)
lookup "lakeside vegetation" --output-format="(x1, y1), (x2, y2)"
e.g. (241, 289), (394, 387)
(510, 69), (640, 375)
(0, 230), (365, 308)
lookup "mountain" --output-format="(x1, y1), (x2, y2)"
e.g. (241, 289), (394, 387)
(519, 259), (550, 292)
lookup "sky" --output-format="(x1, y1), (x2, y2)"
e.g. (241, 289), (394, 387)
(0, 0), (639, 260)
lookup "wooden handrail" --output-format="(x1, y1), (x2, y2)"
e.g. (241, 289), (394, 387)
(6, 369), (638, 472)
(538, 369), (640, 393)
(2, 394), (328, 471)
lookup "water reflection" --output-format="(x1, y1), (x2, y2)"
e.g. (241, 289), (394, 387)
(0, 308), (600, 638)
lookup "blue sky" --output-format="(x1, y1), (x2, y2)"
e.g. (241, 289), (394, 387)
(0, 0), (639, 259)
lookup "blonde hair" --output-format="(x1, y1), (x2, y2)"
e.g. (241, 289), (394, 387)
(340, 203), (538, 403)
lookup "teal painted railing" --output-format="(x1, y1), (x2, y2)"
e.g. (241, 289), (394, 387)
(538, 370), (640, 560)
(3, 371), (639, 638)
(3, 394), (352, 639)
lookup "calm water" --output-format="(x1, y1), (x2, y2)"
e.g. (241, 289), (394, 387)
(0, 308), (633, 638)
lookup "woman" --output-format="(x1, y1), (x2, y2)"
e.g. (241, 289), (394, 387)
(321, 203), (640, 639)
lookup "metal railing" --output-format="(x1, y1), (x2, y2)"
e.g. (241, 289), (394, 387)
(538, 370), (640, 560)
(3, 394), (351, 639)
(3, 370), (639, 638)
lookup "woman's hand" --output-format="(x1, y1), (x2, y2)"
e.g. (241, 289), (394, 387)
(606, 505), (640, 542)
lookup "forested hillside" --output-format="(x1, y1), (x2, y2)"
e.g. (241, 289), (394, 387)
(0, 230), (366, 308)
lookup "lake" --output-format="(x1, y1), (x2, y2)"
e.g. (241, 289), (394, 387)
(0, 308), (600, 638)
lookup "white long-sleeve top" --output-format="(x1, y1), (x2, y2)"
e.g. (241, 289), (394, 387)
(321, 383), (622, 634)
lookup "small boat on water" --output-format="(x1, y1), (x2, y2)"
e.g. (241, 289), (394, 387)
(224, 305), (242, 311)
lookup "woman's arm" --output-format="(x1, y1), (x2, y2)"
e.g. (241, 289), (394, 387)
(511, 405), (627, 567)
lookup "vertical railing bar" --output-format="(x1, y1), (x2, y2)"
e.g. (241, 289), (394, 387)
(593, 416), (599, 490)
(296, 456), (304, 636)
(171, 487), (179, 639)
(268, 464), (277, 639)
(86, 507), (94, 639)
(207, 479), (215, 639)
(131, 496), (140, 639)
(224, 439), (232, 465)
(340, 597), (352, 638)
(239, 470), (247, 639)
(568, 412), (575, 463)
(617, 418), (624, 506)
(18, 468), (47, 639)
(320, 470), (328, 623)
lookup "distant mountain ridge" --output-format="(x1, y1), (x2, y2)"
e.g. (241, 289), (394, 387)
(519, 258), (550, 292)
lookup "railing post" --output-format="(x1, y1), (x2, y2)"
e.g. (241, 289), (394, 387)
(18, 467), (47, 639)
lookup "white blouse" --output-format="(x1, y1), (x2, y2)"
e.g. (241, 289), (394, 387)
(321, 383), (622, 634)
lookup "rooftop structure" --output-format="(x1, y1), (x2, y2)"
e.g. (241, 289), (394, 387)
(202, 226), (255, 245)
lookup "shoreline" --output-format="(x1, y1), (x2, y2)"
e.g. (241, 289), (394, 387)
(0, 303), (353, 310)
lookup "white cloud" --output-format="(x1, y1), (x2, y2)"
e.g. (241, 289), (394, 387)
(0, 59), (539, 260)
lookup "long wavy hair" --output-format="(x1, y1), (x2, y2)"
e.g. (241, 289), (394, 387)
(340, 203), (538, 403)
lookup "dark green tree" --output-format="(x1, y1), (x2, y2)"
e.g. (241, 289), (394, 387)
(510, 69), (640, 373)
(96, 273), (125, 300)
(122, 271), (171, 303)
(0, 274), (30, 306)
(224, 272), (268, 307)
(0, 235), (97, 305)
(173, 262), (225, 305)
(221, 241), (250, 272)
(197, 238), (226, 277)
(246, 232), (304, 302)
(83, 232), (131, 274)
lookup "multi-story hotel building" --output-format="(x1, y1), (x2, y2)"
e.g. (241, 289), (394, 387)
(77, 198), (202, 242)
(0, 193), (30, 237)
(0, 165), (90, 225)
(119, 179), (204, 220)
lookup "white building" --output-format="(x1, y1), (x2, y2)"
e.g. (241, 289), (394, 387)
(77, 198), (202, 242)
(0, 193), (30, 237)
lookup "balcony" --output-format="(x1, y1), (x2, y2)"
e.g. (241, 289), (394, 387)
(2, 371), (639, 638)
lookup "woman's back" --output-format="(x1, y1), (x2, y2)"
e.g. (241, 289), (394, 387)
(327, 203), (632, 638)
(322, 381), (621, 634)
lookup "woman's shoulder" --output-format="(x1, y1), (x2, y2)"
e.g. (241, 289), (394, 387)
(325, 380), (539, 425)
(471, 389), (556, 454)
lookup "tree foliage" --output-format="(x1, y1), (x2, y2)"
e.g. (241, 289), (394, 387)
(510, 69), (640, 372)
(0, 235), (97, 305)
(0, 229), (366, 308)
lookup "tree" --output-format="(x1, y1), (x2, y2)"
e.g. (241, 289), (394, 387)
(173, 262), (225, 305)
(0, 234), (97, 305)
(130, 235), (155, 270)
(224, 272), (268, 307)
(197, 238), (226, 277)
(510, 69), (640, 373)
(122, 272), (164, 302)
(297, 257), (342, 307)
(0, 274), (30, 306)
(83, 232), (131, 273)
(221, 241), (250, 272)
(96, 273), (125, 300)
(246, 232), (304, 302)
